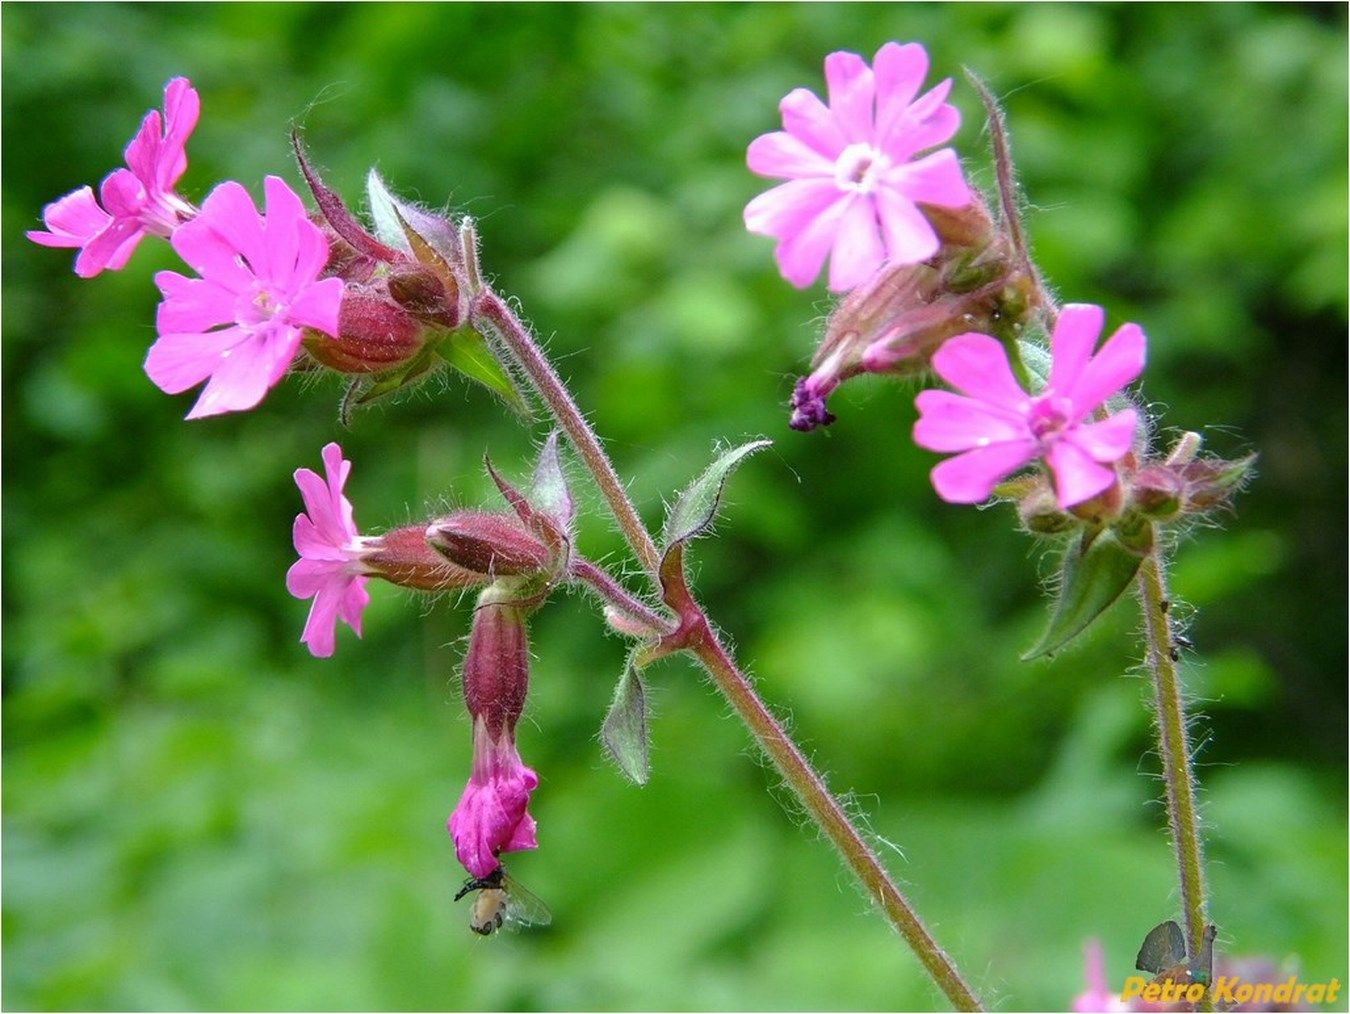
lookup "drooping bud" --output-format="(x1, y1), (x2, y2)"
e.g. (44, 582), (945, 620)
(426, 511), (551, 577)
(303, 290), (426, 374)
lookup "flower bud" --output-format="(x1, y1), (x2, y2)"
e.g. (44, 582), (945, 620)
(1179, 453), (1256, 511)
(426, 511), (551, 577)
(1130, 464), (1184, 521)
(303, 291), (426, 374)
(1018, 487), (1078, 535)
(362, 524), (486, 592)
(388, 262), (460, 329)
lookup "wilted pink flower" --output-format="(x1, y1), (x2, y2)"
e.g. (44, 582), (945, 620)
(286, 442), (370, 658)
(28, 77), (199, 277)
(449, 599), (539, 878)
(744, 42), (971, 292)
(913, 303), (1145, 508)
(145, 175), (343, 419)
(1074, 939), (1130, 1012)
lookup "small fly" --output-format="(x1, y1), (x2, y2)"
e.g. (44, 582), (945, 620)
(454, 864), (552, 936)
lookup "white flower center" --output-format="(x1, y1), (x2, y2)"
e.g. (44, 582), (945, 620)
(834, 143), (887, 194)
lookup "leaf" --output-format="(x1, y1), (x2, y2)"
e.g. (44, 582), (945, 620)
(600, 654), (649, 785)
(662, 439), (771, 547)
(1023, 529), (1144, 660)
(529, 432), (574, 532)
(435, 326), (529, 416)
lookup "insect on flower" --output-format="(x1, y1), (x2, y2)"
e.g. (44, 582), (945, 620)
(454, 863), (552, 936)
(1136, 920), (1217, 988)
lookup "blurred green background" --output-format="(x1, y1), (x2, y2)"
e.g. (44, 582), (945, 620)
(4, 4), (1345, 1010)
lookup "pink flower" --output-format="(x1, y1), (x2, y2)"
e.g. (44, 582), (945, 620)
(28, 77), (200, 277)
(744, 42), (971, 292)
(449, 599), (539, 878)
(913, 303), (1145, 508)
(1073, 939), (1130, 1012)
(286, 442), (370, 658)
(144, 175), (343, 419)
(449, 717), (540, 879)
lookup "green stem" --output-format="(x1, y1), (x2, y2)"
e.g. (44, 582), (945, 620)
(1136, 540), (1209, 956)
(473, 283), (983, 1011)
(691, 621), (983, 1011)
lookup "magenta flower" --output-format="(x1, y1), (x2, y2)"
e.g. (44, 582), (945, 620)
(744, 42), (971, 292)
(144, 175), (343, 419)
(448, 599), (539, 878)
(286, 442), (370, 658)
(449, 717), (540, 879)
(28, 77), (200, 277)
(913, 304), (1145, 508)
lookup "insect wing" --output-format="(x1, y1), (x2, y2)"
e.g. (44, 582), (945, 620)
(1135, 920), (1187, 975)
(499, 874), (553, 930)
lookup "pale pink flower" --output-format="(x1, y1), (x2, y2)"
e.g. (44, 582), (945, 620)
(286, 442), (370, 658)
(1073, 939), (1130, 1012)
(449, 717), (540, 879)
(144, 175), (343, 419)
(28, 77), (200, 277)
(913, 303), (1145, 508)
(744, 42), (971, 292)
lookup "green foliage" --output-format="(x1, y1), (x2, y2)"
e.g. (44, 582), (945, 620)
(3, 4), (1345, 1010)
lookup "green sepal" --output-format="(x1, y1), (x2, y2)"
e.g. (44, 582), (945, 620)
(434, 326), (529, 416)
(662, 439), (771, 549)
(600, 651), (650, 785)
(1023, 528), (1145, 660)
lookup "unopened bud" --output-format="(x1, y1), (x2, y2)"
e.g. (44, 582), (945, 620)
(1131, 465), (1183, 521)
(426, 511), (551, 577)
(1018, 489), (1078, 535)
(304, 291), (426, 374)
(1180, 453), (1257, 511)
(388, 263), (460, 328)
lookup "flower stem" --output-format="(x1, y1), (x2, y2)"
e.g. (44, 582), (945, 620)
(472, 291), (664, 581)
(473, 282), (982, 1010)
(691, 621), (983, 1011)
(1136, 539), (1209, 957)
(568, 557), (672, 636)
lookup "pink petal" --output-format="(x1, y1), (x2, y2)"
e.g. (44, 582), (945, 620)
(888, 148), (970, 209)
(122, 110), (164, 191)
(27, 187), (110, 247)
(260, 175), (309, 280)
(288, 276), (344, 338)
(143, 325), (246, 395)
(744, 177), (842, 238)
(880, 80), (960, 159)
(746, 130), (835, 179)
(1046, 440), (1116, 508)
(930, 333), (1030, 410)
(157, 77), (199, 191)
(291, 514), (350, 564)
(914, 389), (1029, 452)
(1047, 303), (1106, 397)
(1066, 323), (1146, 418)
(97, 168), (148, 219)
(154, 271), (240, 333)
(1066, 410), (1138, 463)
(75, 217), (144, 278)
(337, 573), (370, 635)
(290, 221), (336, 298)
(873, 42), (929, 136)
(773, 190), (852, 289)
(168, 216), (254, 291)
(286, 555), (345, 597)
(196, 181), (269, 276)
(929, 441), (1038, 504)
(823, 50), (875, 143)
(873, 186), (941, 264)
(826, 195), (886, 292)
(779, 86), (847, 159)
(182, 323), (302, 419)
(320, 442), (359, 541)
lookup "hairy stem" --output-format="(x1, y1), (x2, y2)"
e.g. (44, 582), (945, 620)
(1136, 541), (1209, 956)
(569, 557), (672, 636)
(691, 622), (982, 1011)
(472, 291), (664, 580)
(473, 284), (982, 1010)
